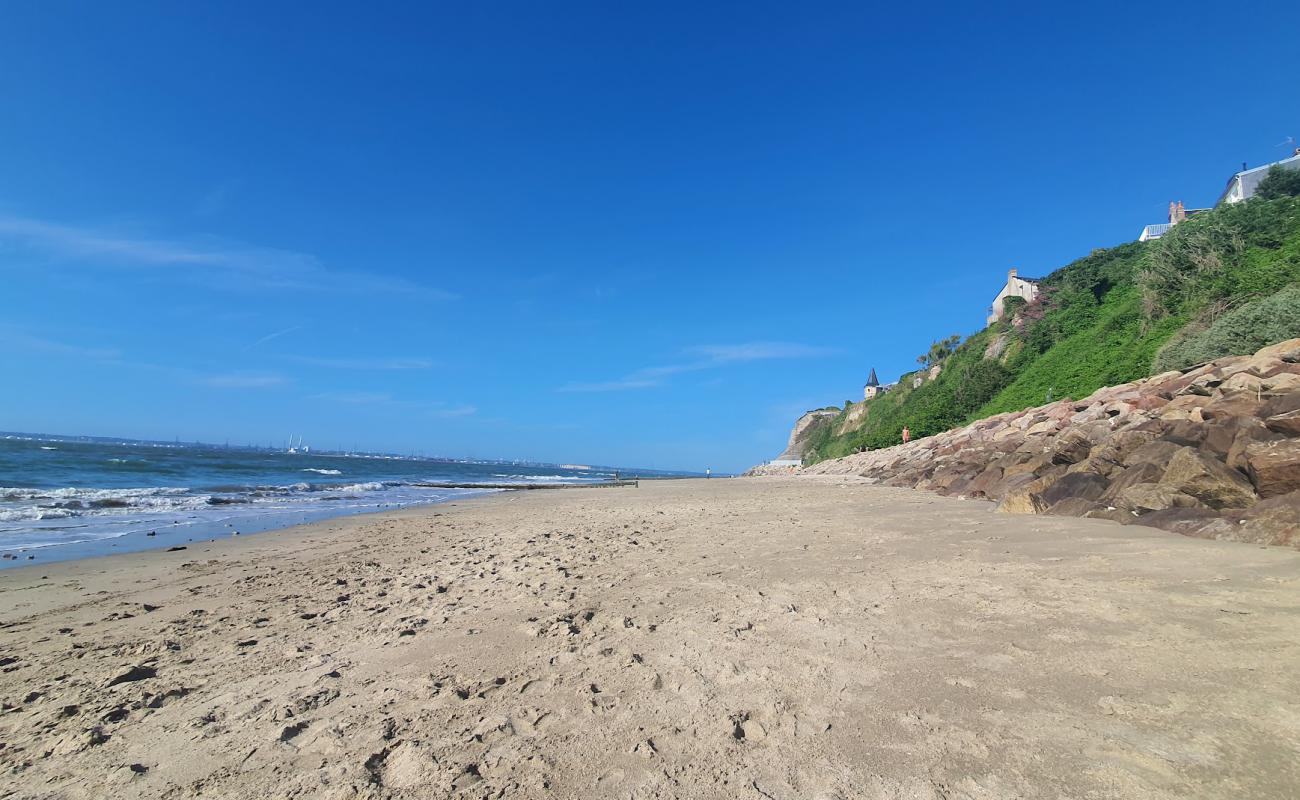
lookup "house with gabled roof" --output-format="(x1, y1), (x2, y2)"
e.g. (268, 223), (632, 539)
(1218, 150), (1300, 205)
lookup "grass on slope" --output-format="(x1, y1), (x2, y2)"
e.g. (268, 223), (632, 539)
(802, 194), (1300, 464)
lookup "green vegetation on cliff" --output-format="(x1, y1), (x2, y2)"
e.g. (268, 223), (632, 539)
(802, 194), (1300, 464)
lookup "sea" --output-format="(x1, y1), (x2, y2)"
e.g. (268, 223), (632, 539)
(0, 433), (669, 568)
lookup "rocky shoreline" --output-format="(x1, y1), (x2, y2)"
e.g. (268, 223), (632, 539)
(752, 339), (1300, 547)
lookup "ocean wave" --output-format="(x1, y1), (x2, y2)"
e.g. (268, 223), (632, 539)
(337, 482), (385, 493)
(0, 486), (191, 502)
(492, 473), (592, 482)
(302, 468), (343, 475)
(0, 507), (80, 522)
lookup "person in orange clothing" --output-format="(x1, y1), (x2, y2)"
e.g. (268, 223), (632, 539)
(901, 426), (911, 444)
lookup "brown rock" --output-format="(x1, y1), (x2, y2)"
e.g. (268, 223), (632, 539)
(1113, 483), (1208, 513)
(1260, 391), (1300, 419)
(1264, 409), (1300, 437)
(1066, 455), (1119, 477)
(996, 489), (1049, 515)
(966, 465), (1004, 498)
(1048, 497), (1107, 517)
(1102, 463), (1167, 501)
(1159, 448), (1257, 509)
(1227, 424), (1285, 473)
(1128, 508), (1238, 539)
(1040, 471), (1109, 506)
(1219, 372), (1265, 393)
(1083, 506), (1135, 523)
(1264, 373), (1300, 392)
(1238, 491), (1300, 546)
(1162, 420), (1207, 447)
(1131, 394), (1170, 412)
(1123, 440), (1185, 468)
(1003, 454), (1055, 479)
(1087, 429), (1159, 470)
(1048, 429), (1094, 465)
(1249, 358), (1300, 379)
(1200, 390), (1264, 422)
(1245, 440), (1300, 498)
(1202, 416), (1269, 458)
(1251, 337), (1300, 361)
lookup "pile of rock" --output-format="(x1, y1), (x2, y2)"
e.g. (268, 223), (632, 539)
(796, 339), (1300, 547)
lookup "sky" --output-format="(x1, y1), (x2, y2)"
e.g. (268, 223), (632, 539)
(1, 2), (1298, 473)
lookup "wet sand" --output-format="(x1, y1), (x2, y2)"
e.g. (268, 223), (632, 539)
(1, 476), (1297, 798)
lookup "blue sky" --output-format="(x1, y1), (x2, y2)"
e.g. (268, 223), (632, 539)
(1, 2), (1297, 472)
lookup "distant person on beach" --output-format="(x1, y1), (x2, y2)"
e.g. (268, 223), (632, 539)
(902, 426), (911, 444)
(706, 468), (711, 479)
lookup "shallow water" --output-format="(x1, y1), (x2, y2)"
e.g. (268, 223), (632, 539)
(0, 433), (639, 567)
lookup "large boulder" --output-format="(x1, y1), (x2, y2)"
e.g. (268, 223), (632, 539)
(1264, 409), (1300, 437)
(1128, 507), (1237, 538)
(1199, 389), (1264, 421)
(996, 488), (1049, 515)
(1225, 422), (1285, 473)
(966, 465), (1004, 498)
(1159, 447), (1257, 509)
(1048, 429), (1095, 465)
(1162, 420), (1207, 447)
(1202, 416), (1270, 459)
(1238, 491), (1300, 546)
(1260, 391), (1300, 420)
(1101, 462), (1167, 502)
(1113, 483), (1207, 514)
(1040, 471), (1110, 506)
(1048, 496), (1108, 517)
(1245, 440), (1300, 499)
(1123, 439), (1186, 468)
(1251, 338), (1300, 362)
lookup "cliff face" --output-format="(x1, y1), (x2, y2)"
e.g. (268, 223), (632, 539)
(775, 410), (839, 462)
(790, 339), (1300, 547)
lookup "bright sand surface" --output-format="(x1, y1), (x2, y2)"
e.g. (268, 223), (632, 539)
(1, 477), (1298, 799)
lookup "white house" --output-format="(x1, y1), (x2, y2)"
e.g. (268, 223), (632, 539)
(1218, 151), (1300, 205)
(987, 268), (1040, 325)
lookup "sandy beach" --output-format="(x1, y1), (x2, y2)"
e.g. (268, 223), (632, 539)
(1, 476), (1298, 799)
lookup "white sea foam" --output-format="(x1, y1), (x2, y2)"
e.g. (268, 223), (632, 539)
(336, 482), (385, 493)
(302, 468), (343, 475)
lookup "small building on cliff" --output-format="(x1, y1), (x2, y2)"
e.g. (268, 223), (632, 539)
(987, 268), (1040, 325)
(1139, 200), (1208, 242)
(1218, 150), (1300, 205)
(863, 368), (884, 400)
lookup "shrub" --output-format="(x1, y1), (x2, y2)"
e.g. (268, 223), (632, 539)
(1257, 165), (1300, 200)
(1151, 283), (1300, 372)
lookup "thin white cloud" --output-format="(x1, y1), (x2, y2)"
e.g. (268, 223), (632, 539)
(558, 341), (836, 393)
(687, 342), (837, 362)
(200, 373), (287, 389)
(0, 326), (121, 360)
(309, 391), (475, 417)
(244, 325), (304, 351)
(0, 214), (457, 300)
(558, 378), (661, 393)
(432, 404), (477, 418)
(286, 355), (434, 370)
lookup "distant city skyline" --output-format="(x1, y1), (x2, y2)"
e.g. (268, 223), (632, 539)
(2, 2), (1297, 472)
